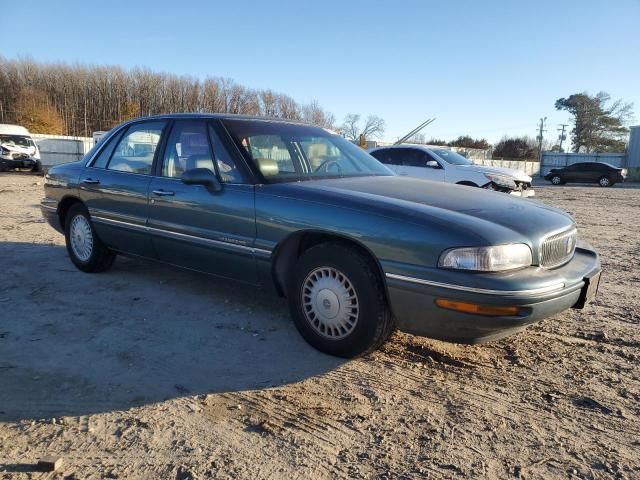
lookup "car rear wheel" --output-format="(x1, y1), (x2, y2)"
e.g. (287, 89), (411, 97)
(64, 203), (115, 273)
(598, 176), (611, 187)
(288, 242), (394, 357)
(550, 175), (563, 185)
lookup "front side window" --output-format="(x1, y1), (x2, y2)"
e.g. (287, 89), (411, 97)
(431, 148), (474, 166)
(223, 119), (393, 182)
(107, 121), (165, 175)
(401, 149), (430, 167)
(162, 121), (214, 178)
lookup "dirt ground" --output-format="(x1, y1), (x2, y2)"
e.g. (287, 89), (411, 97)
(0, 173), (638, 480)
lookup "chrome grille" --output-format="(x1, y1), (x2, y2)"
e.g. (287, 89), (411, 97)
(540, 228), (577, 268)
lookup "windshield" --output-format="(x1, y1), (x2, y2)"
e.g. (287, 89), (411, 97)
(222, 119), (393, 182)
(0, 134), (35, 148)
(431, 148), (474, 166)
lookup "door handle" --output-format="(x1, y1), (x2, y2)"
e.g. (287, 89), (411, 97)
(152, 189), (175, 196)
(81, 178), (100, 184)
(399, 172), (408, 176)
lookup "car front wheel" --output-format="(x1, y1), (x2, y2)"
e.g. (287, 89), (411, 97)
(550, 175), (563, 185)
(64, 203), (115, 273)
(288, 242), (394, 357)
(598, 176), (611, 187)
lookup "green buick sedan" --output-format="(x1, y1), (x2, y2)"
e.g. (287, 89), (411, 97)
(41, 114), (601, 357)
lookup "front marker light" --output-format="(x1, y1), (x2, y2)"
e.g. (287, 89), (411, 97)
(439, 244), (532, 272)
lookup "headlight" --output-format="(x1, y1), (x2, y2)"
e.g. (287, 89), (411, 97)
(439, 244), (532, 271)
(484, 173), (516, 189)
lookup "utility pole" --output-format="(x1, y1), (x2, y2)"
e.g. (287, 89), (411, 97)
(557, 123), (568, 151)
(536, 117), (547, 162)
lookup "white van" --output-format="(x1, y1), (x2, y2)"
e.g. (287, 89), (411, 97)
(369, 144), (534, 197)
(0, 124), (42, 172)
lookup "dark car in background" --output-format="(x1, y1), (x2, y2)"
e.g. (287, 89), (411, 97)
(545, 162), (627, 187)
(40, 114), (601, 357)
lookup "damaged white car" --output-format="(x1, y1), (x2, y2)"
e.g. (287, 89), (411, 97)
(0, 124), (42, 172)
(369, 145), (534, 197)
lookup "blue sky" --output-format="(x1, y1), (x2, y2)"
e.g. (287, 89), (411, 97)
(3, 0), (640, 144)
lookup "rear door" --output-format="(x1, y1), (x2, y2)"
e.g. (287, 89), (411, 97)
(146, 120), (258, 283)
(370, 148), (402, 174)
(80, 120), (166, 257)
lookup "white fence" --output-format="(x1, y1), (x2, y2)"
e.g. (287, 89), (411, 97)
(474, 158), (540, 176)
(32, 134), (94, 167)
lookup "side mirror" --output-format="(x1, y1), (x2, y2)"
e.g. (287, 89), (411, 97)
(181, 168), (222, 192)
(426, 160), (440, 169)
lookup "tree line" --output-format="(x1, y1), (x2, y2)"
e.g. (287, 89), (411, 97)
(0, 57), (336, 136)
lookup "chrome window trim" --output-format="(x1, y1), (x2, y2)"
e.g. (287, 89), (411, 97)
(91, 215), (271, 256)
(385, 273), (567, 297)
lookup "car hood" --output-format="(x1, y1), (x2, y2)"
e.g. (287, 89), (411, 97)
(269, 176), (573, 244)
(459, 164), (532, 182)
(1, 142), (37, 157)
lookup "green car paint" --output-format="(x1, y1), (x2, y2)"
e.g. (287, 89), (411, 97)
(41, 114), (601, 345)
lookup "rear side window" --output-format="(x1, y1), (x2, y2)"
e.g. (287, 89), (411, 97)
(107, 122), (165, 175)
(371, 149), (401, 165)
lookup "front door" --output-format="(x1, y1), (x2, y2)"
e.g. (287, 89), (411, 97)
(401, 149), (446, 182)
(80, 120), (167, 257)
(147, 120), (258, 283)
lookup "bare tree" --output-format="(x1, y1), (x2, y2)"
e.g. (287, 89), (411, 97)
(0, 57), (337, 136)
(340, 114), (385, 141)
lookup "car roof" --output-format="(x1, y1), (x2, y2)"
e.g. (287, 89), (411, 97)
(125, 112), (312, 126)
(566, 162), (618, 168)
(369, 144), (435, 153)
(0, 124), (31, 136)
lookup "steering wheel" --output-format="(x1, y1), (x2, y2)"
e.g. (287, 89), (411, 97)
(313, 158), (342, 174)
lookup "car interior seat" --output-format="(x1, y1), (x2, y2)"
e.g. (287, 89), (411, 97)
(306, 143), (329, 170)
(255, 158), (279, 177)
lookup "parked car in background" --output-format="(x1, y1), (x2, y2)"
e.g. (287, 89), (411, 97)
(544, 162), (627, 187)
(41, 114), (600, 357)
(369, 145), (535, 197)
(0, 124), (42, 172)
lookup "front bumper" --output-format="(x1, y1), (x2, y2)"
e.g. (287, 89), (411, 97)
(0, 156), (38, 169)
(384, 243), (600, 343)
(510, 188), (535, 198)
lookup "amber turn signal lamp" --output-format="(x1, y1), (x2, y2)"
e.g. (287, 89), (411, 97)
(435, 299), (520, 316)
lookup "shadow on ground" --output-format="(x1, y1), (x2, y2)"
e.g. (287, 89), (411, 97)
(0, 241), (344, 421)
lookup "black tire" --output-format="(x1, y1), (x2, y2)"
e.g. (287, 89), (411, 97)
(550, 175), (563, 185)
(64, 203), (115, 273)
(288, 242), (395, 358)
(31, 160), (43, 173)
(598, 175), (611, 187)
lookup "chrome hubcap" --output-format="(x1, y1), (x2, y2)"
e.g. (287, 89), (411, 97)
(302, 267), (359, 340)
(600, 177), (609, 186)
(552, 176), (560, 184)
(70, 214), (93, 262)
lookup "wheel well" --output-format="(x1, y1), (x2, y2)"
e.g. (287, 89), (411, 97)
(271, 232), (387, 299)
(57, 196), (83, 229)
(456, 181), (478, 187)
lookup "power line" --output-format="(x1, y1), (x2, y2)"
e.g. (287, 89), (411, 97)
(557, 123), (568, 151)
